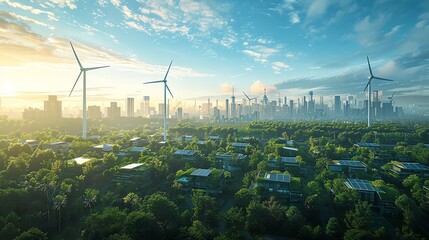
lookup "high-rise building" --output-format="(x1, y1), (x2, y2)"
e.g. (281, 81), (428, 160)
(334, 96), (341, 115)
(88, 105), (102, 119)
(126, 98), (134, 117)
(44, 95), (62, 121)
(225, 99), (229, 119)
(289, 100), (294, 117)
(177, 107), (183, 120)
(107, 102), (121, 118)
(141, 96), (150, 116)
(231, 96), (236, 120)
(158, 103), (165, 116)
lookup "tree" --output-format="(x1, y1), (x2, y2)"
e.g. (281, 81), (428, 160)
(83, 189), (100, 214)
(0, 222), (20, 240)
(53, 194), (67, 233)
(82, 207), (126, 240)
(14, 227), (48, 240)
(191, 190), (217, 226)
(124, 211), (162, 239)
(345, 201), (373, 231)
(123, 192), (142, 210)
(224, 207), (245, 229)
(395, 194), (418, 229)
(143, 192), (179, 231)
(185, 220), (214, 240)
(325, 217), (342, 239)
(245, 200), (268, 234)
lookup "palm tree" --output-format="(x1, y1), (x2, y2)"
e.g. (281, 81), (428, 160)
(83, 189), (99, 214)
(53, 194), (67, 233)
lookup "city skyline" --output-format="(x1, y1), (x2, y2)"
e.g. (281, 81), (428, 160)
(1, 0), (429, 110)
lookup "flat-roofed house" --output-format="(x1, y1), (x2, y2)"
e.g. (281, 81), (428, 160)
(214, 152), (247, 171)
(267, 156), (304, 176)
(281, 146), (298, 157)
(231, 142), (249, 153)
(174, 149), (198, 161)
(344, 178), (382, 204)
(48, 142), (72, 154)
(390, 162), (429, 180)
(328, 160), (367, 177)
(179, 168), (225, 194)
(114, 163), (154, 189)
(70, 157), (93, 165)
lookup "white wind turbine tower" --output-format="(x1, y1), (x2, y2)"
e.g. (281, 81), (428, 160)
(243, 91), (257, 115)
(144, 61), (174, 142)
(388, 91), (396, 104)
(69, 42), (109, 138)
(364, 56), (393, 127)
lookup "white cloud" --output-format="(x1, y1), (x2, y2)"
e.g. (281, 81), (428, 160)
(7, 12), (54, 29)
(384, 25), (401, 38)
(272, 61), (291, 74)
(354, 15), (389, 46)
(0, 0), (58, 21)
(110, 0), (121, 7)
(289, 12), (300, 24)
(220, 83), (233, 94)
(250, 80), (276, 94)
(48, 0), (77, 9)
(307, 0), (333, 19)
(125, 21), (150, 35)
(286, 53), (294, 58)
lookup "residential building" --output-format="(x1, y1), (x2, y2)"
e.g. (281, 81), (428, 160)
(126, 98), (134, 117)
(113, 163), (154, 189)
(267, 156), (305, 176)
(328, 160), (367, 177)
(214, 152), (247, 171)
(390, 162), (429, 180)
(177, 168), (225, 194)
(344, 178), (381, 205)
(48, 142), (72, 154)
(256, 172), (302, 202)
(174, 149), (199, 161)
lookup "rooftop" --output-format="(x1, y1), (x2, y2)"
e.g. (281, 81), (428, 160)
(231, 142), (249, 148)
(264, 173), (291, 183)
(355, 142), (380, 148)
(283, 146), (298, 152)
(49, 141), (69, 146)
(344, 178), (381, 192)
(73, 157), (92, 165)
(337, 160), (367, 167)
(174, 149), (197, 156)
(280, 157), (297, 163)
(191, 169), (212, 177)
(130, 147), (149, 152)
(394, 162), (429, 170)
(120, 163), (144, 170)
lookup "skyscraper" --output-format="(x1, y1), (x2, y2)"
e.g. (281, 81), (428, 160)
(334, 96), (341, 115)
(88, 105), (102, 119)
(225, 99), (229, 119)
(44, 95), (62, 121)
(107, 102), (121, 118)
(141, 96), (150, 116)
(126, 98), (134, 117)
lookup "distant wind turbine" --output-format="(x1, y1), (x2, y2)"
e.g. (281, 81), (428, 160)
(388, 91), (396, 104)
(144, 61), (174, 142)
(69, 42), (109, 138)
(243, 91), (257, 115)
(364, 56), (393, 127)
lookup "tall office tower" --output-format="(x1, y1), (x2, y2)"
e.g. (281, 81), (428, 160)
(177, 107), (183, 120)
(216, 99), (218, 108)
(213, 107), (221, 120)
(373, 90), (381, 117)
(126, 98), (134, 117)
(303, 96), (308, 115)
(158, 103), (165, 116)
(44, 95), (62, 121)
(141, 96), (150, 116)
(231, 88), (236, 120)
(225, 99), (229, 119)
(107, 102), (121, 118)
(343, 101), (350, 117)
(262, 89), (269, 106)
(308, 91), (315, 114)
(88, 105), (102, 119)
(289, 100), (294, 117)
(347, 95), (355, 108)
(297, 98), (301, 115)
(320, 96), (324, 106)
(207, 98), (211, 117)
(238, 104), (242, 120)
(334, 96), (341, 115)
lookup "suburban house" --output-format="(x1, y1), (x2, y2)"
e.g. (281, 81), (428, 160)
(390, 161), (429, 180)
(280, 146), (298, 157)
(256, 172), (302, 202)
(230, 142), (249, 153)
(214, 152), (247, 171)
(113, 163), (154, 189)
(174, 149), (199, 161)
(267, 156), (305, 176)
(177, 168), (225, 194)
(48, 141), (72, 154)
(328, 160), (367, 177)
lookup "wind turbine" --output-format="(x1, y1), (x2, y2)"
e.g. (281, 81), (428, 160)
(364, 56), (393, 127)
(388, 91), (396, 104)
(144, 61), (173, 142)
(243, 91), (257, 115)
(69, 42), (109, 138)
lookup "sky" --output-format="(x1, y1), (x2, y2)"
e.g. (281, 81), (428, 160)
(1, 0), (429, 110)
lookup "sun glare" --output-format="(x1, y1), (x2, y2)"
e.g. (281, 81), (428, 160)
(0, 82), (16, 96)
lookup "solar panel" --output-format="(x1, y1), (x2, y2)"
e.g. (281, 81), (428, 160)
(174, 150), (196, 155)
(191, 169), (212, 177)
(345, 179), (380, 192)
(338, 160), (365, 167)
(400, 162), (429, 170)
(264, 173), (291, 183)
(281, 157), (297, 163)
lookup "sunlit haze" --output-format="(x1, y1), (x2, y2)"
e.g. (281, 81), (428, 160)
(1, 0), (429, 116)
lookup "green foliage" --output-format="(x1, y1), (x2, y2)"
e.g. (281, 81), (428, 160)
(82, 207), (126, 240)
(142, 192), (179, 230)
(124, 211), (162, 239)
(14, 227), (48, 240)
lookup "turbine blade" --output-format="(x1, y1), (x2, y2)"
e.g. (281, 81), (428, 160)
(86, 65), (110, 71)
(392, 99), (396, 103)
(163, 60), (173, 81)
(367, 56), (373, 77)
(392, 91), (396, 97)
(373, 76), (394, 81)
(363, 79), (371, 92)
(70, 42), (83, 69)
(243, 91), (250, 100)
(166, 84), (174, 98)
(143, 80), (164, 84)
(69, 71), (82, 96)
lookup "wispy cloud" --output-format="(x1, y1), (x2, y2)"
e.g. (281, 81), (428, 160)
(250, 80), (276, 94)
(48, 0), (77, 10)
(272, 61), (291, 74)
(353, 14), (389, 46)
(0, 0), (58, 21)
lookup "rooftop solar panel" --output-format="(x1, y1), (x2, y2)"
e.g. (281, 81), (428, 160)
(264, 173), (291, 183)
(121, 163), (144, 169)
(191, 169), (212, 177)
(338, 160), (366, 167)
(281, 157), (297, 163)
(399, 162), (429, 170)
(345, 178), (380, 192)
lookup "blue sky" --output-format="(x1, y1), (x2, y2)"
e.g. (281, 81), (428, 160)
(1, 0), (429, 109)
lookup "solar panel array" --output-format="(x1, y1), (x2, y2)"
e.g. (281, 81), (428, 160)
(232, 142), (249, 147)
(121, 163), (144, 170)
(281, 157), (297, 163)
(174, 150), (196, 156)
(264, 173), (291, 183)
(191, 169), (212, 177)
(345, 179), (380, 192)
(338, 160), (365, 167)
(401, 162), (429, 170)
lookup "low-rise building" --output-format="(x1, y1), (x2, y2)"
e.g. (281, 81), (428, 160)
(174, 149), (199, 161)
(267, 157), (305, 176)
(177, 168), (225, 194)
(231, 142), (249, 153)
(129, 137), (147, 147)
(113, 163), (153, 188)
(48, 142), (72, 154)
(354, 142), (381, 148)
(281, 146), (298, 157)
(93, 144), (114, 153)
(18, 139), (39, 148)
(344, 178), (381, 205)
(69, 157), (93, 165)
(328, 160), (367, 177)
(424, 186), (429, 202)
(256, 172), (302, 202)
(390, 161), (429, 180)
(129, 147), (149, 156)
(214, 152), (247, 171)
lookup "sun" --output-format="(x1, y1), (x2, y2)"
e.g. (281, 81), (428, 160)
(0, 82), (16, 96)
